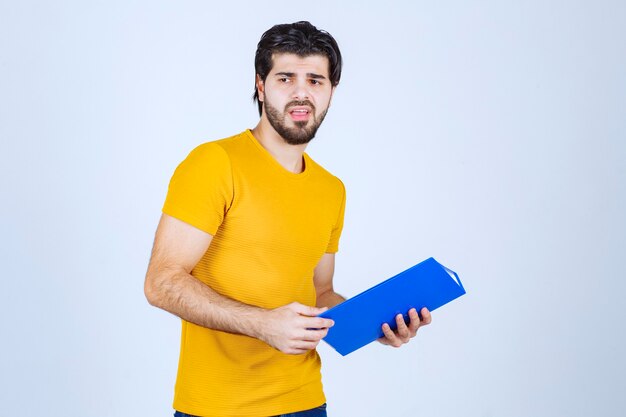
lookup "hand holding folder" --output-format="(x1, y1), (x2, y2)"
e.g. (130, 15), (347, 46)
(318, 257), (465, 356)
(377, 305), (432, 348)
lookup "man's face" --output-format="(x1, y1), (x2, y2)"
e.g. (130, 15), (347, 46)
(257, 53), (335, 145)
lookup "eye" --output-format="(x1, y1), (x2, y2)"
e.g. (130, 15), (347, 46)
(279, 77), (290, 83)
(310, 79), (321, 85)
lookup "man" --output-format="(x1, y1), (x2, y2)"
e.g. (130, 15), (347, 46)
(144, 21), (431, 417)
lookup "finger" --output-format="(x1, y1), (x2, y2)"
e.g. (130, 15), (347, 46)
(395, 314), (411, 342)
(381, 322), (402, 347)
(301, 328), (328, 342)
(292, 340), (320, 351)
(291, 302), (328, 317)
(407, 308), (421, 334)
(420, 307), (432, 325)
(285, 347), (311, 355)
(302, 316), (334, 329)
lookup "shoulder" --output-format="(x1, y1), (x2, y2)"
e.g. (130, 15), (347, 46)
(185, 141), (227, 161)
(187, 133), (240, 158)
(179, 131), (249, 168)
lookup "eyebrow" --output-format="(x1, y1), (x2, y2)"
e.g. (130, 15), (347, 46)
(274, 72), (327, 80)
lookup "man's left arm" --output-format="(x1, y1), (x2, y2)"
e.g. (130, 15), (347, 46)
(312, 253), (433, 348)
(313, 253), (346, 309)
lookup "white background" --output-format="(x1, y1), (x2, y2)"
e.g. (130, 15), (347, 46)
(1, 1), (625, 416)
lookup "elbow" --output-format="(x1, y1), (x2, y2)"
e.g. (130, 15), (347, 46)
(144, 273), (162, 308)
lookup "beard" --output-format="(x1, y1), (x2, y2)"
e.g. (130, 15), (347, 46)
(264, 99), (329, 145)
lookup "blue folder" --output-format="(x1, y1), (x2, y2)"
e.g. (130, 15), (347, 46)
(318, 257), (465, 356)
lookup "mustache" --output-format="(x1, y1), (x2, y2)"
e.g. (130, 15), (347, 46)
(285, 100), (316, 112)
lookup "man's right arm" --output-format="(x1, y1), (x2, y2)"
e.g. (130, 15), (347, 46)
(144, 213), (334, 354)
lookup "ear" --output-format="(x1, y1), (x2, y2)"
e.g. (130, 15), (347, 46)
(256, 74), (265, 102)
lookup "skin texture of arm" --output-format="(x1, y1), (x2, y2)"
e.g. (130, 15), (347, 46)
(144, 213), (334, 354)
(313, 253), (346, 309)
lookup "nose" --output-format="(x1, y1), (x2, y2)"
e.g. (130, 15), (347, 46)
(291, 78), (310, 100)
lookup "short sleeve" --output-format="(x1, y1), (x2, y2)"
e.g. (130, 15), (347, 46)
(325, 179), (346, 253)
(162, 142), (233, 235)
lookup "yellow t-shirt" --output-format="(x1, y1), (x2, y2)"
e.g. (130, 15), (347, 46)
(162, 129), (346, 417)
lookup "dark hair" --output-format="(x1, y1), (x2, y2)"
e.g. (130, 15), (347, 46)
(253, 21), (342, 116)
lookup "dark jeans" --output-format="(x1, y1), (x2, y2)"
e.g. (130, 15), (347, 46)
(174, 403), (327, 417)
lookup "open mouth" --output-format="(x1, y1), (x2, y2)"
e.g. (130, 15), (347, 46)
(288, 107), (311, 121)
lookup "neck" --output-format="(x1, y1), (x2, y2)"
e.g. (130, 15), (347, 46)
(251, 120), (307, 174)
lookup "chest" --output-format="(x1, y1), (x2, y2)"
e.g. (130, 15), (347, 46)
(221, 168), (339, 256)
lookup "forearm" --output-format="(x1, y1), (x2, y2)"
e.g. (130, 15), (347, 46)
(146, 268), (335, 354)
(145, 268), (265, 339)
(316, 290), (345, 309)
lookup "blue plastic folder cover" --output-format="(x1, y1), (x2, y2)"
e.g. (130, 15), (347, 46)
(318, 257), (465, 356)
